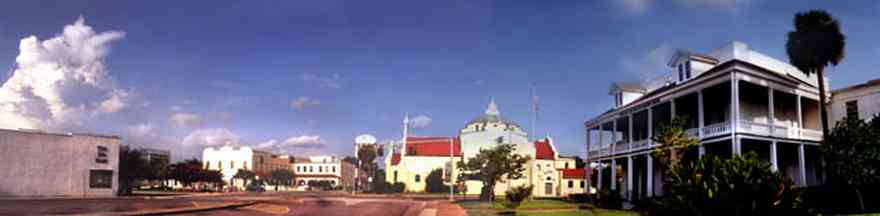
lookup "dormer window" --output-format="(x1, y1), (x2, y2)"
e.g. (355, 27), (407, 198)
(678, 64), (684, 81)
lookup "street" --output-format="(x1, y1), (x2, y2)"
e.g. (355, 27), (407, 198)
(0, 192), (458, 216)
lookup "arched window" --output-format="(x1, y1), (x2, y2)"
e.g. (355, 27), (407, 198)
(415, 175), (421, 182)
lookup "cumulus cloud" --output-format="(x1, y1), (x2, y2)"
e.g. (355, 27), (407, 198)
(410, 115), (432, 128)
(181, 128), (240, 146)
(253, 139), (278, 149)
(127, 123), (154, 137)
(291, 96), (320, 110)
(302, 73), (342, 89)
(620, 43), (674, 81)
(281, 135), (326, 148)
(170, 112), (201, 127)
(0, 17), (129, 130)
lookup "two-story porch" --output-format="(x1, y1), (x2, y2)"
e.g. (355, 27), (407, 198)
(586, 59), (825, 201)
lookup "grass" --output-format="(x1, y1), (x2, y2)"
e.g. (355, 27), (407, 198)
(457, 199), (639, 216)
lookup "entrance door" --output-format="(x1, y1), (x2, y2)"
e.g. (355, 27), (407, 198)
(545, 183), (553, 195)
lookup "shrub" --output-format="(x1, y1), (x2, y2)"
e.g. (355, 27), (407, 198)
(425, 169), (451, 193)
(649, 153), (807, 216)
(390, 182), (406, 193)
(568, 193), (591, 203)
(596, 188), (623, 209)
(503, 185), (533, 209)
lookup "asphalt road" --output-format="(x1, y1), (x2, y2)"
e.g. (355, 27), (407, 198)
(0, 191), (433, 216)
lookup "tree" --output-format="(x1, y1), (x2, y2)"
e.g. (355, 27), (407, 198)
(268, 169), (294, 191)
(821, 117), (880, 210)
(233, 169), (257, 189)
(425, 169), (451, 193)
(118, 146), (149, 195)
(786, 9), (846, 139)
(457, 143), (530, 201)
(357, 144), (380, 190)
(168, 159), (205, 188)
(504, 185), (533, 209)
(651, 117), (699, 170)
(573, 156), (587, 168)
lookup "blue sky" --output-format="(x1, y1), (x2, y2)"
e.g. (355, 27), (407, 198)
(1, 0), (878, 161)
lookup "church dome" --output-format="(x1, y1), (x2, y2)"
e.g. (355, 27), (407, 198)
(466, 98), (521, 127)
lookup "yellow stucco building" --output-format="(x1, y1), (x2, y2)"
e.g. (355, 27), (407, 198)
(384, 99), (588, 197)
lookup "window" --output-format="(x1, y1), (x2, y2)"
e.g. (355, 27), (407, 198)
(415, 174), (421, 182)
(686, 61), (692, 79)
(218, 161), (223, 170)
(205, 161), (210, 169)
(309, 166), (313, 172)
(95, 146), (109, 164)
(568, 180), (573, 188)
(332, 166), (336, 172)
(846, 100), (859, 119)
(89, 170), (113, 188)
(231, 161), (235, 169)
(580, 181), (585, 188)
(565, 163), (569, 169)
(319, 166), (323, 172)
(678, 64), (684, 81)
(393, 171), (398, 182)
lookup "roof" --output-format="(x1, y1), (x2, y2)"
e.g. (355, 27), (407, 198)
(609, 82), (646, 95)
(466, 98), (521, 127)
(405, 137), (462, 157)
(559, 168), (589, 179)
(832, 78), (880, 94)
(390, 153), (401, 165)
(534, 138), (555, 160)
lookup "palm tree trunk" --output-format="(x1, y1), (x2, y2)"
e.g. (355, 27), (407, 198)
(855, 186), (865, 211)
(816, 67), (831, 140)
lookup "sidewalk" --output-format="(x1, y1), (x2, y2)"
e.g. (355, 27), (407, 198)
(424, 201), (467, 216)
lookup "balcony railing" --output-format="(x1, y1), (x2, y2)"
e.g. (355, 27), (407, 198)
(801, 129), (822, 141)
(739, 120), (772, 136)
(685, 128), (699, 138)
(632, 139), (649, 149)
(702, 121), (731, 138)
(614, 142), (629, 153)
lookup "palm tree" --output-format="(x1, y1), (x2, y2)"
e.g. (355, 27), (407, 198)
(785, 9), (845, 139)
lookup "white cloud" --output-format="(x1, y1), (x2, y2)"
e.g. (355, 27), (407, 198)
(302, 73), (342, 89)
(620, 43), (674, 81)
(253, 139), (278, 149)
(281, 135), (326, 148)
(291, 96), (320, 110)
(127, 123), (154, 137)
(676, 0), (741, 9)
(170, 105), (182, 111)
(0, 17), (128, 130)
(410, 115), (432, 128)
(181, 128), (240, 146)
(170, 112), (201, 128)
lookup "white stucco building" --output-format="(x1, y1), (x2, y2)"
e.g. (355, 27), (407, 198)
(292, 156), (342, 188)
(202, 146), (292, 189)
(385, 99), (587, 197)
(830, 79), (880, 123)
(586, 41), (825, 200)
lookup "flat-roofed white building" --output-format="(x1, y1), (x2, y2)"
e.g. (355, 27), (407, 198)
(202, 146), (292, 190)
(293, 156), (342, 188)
(830, 79), (880, 123)
(586, 41), (825, 200)
(0, 129), (120, 197)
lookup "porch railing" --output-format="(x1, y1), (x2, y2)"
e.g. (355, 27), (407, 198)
(702, 121), (731, 138)
(614, 142), (629, 153)
(685, 128), (699, 138)
(738, 120), (771, 136)
(801, 129), (822, 141)
(632, 139), (649, 148)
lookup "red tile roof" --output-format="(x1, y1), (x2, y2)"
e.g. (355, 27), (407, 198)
(534, 138), (555, 160)
(560, 168), (589, 179)
(405, 137), (462, 157)
(390, 153), (401, 166)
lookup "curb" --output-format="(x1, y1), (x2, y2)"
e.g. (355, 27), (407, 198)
(86, 201), (260, 216)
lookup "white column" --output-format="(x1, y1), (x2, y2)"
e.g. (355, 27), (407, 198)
(597, 161), (603, 191)
(599, 124), (604, 153)
(627, 156), (633, 201)
(648, 107), (653, 146)
(612, 120), (618, 153)
(797, 95), (803, 138)
(671, 99), (676, 119)
(646, 155), (653, 197)
(731, 75), (740, 156)
(769, 88), (775, 135)
(798, 143), (807, 186)
(611, 159), (617, 190)
(770, 141), (778, 172)
(628, 115), (634, 149)
(698, 90), (705, 138)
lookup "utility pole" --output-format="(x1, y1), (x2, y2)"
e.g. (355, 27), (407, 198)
(448, 138), (454, 201)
